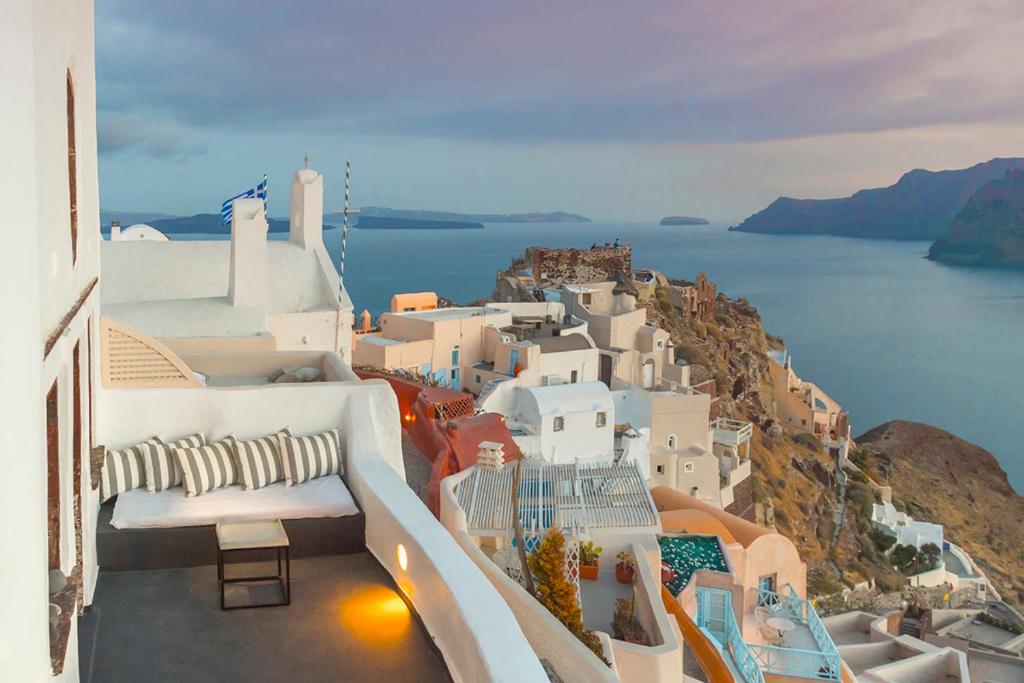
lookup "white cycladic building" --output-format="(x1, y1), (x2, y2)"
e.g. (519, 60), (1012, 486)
(108, 223), (169, 241)
(1, 1), (103, 679)
(512, 381), (615, 463)
(871, 501), (944, 550)
(101, 168), (354, 362)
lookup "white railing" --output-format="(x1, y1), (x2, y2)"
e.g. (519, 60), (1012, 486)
(712, 418), (753, 449)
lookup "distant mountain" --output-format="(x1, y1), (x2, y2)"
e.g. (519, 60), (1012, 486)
(146, 213), (291, 235)
(730, 158), (1024, 240)
(355, 215), (484, 230)
(328, 207), (590, 224)
(660, 216), (709, 226)
(100, 209), (178, 227)
(928, 170), (1024, 268)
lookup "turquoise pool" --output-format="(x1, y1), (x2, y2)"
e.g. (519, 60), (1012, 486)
(659, 535), (729, 596)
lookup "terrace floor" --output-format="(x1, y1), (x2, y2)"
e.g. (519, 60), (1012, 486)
(82, 553), (451, 683)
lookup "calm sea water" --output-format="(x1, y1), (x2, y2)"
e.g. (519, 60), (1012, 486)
(214, 222), (1024, 491)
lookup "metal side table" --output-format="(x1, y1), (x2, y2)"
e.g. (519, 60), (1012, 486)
(215, 519), (290, 610)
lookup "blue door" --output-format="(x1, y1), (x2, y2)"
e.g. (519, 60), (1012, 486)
(450, 367), (460, 390)
(696, 588), (731, 646)
(509, 349), (520, 375)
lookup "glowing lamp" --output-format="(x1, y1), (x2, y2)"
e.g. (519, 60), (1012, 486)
(397, 543), (408, 571)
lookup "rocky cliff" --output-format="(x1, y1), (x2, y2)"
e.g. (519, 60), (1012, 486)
(731, 157), (1024, 240)
(855, 421), (1023, 609)
(486, 247), (1018, 601)
(928, 169), (1024, 267)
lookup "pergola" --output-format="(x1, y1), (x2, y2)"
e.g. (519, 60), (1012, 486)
(455, 459), (660, 538)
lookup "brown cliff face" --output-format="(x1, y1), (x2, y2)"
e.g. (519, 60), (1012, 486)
(856, 421), (1024, 609)
(486, 248), (1015, 596)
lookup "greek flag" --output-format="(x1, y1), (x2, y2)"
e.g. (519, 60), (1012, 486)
(221, 175), (268, 225)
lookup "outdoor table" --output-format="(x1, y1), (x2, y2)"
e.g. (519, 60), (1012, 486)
(215, 519), (290, 610)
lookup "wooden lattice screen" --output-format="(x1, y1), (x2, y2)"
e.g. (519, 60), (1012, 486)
(99, 318), (201, 388)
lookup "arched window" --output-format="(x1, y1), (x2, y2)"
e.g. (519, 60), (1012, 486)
(66, 69), (78, 263)
(667, 434), (677, 449)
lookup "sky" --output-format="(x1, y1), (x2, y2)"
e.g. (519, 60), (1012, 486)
(95, 0), (1024, 222)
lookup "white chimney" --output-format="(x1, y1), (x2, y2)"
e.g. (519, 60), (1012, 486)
(228, 198), (269, 307)
(477, 440), (506, 470)
(110, 220), (121, 240)
(289, 168), (323, 250)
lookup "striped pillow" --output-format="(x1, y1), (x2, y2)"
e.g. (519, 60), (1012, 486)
(174, 438), (239, 497)
(279, 429), (342, 486)
(141, 433), (206, 492)
(100, 437), (160, 502)
(233, 430), (290, 491)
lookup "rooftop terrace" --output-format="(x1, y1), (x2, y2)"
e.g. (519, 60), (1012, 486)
(82, 554), (451, 683)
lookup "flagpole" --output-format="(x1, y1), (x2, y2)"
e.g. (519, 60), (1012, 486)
(341, 160), (350, 282)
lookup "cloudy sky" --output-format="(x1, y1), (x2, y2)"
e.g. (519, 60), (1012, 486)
(96, 0), (1024, 222)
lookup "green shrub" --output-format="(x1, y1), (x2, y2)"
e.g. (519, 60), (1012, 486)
(794, 432), (822, 450)
(869, 528), (896, 553)
(691, 320), (707, 338)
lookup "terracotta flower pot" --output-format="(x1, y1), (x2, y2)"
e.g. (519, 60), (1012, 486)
(661, 561), (675, 585)
(580, 563), (599, 581)
(615, 564), (635, 584)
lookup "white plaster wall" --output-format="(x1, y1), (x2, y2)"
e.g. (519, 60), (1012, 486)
(519, 385), (615, 463)
(0, 5), (49, 679)
(2, 1), (101, 680)
(538, 347), (599, 384)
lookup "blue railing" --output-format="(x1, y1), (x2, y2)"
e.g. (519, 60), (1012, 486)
(753, 585), (841, 681)
(696, 589), (765, 683)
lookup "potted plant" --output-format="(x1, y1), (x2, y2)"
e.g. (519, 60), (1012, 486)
(612, 597), (647, 645)
(579, 541), (602, 581)
(615, 550), (635, 584)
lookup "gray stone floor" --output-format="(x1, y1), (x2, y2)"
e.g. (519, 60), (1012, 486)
(85, 554), (451, 683)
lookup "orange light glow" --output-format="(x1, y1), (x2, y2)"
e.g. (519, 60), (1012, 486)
(397, 544), (408, 571)
(338, 586), (412, 646)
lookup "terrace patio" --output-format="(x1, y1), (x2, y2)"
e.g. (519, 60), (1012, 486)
(80, 554), (451, 683)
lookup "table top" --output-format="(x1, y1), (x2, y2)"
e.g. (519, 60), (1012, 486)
(216, 519), (289, 550)
(766, 616), (796, 632)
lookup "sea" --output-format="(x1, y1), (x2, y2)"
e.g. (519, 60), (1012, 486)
(202, 221), (1024, 492)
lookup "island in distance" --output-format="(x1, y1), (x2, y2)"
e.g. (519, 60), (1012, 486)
(731, 157), (1024, 240)
(328, 206), (590, 224)
(928, 169), (1024, 268)
(660, 215), (710, 226)
(355, 215), (483, 230)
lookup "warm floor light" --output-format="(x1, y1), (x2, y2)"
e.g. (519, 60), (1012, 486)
(338, 586), (412, 646)
(397, 543), (408, 571)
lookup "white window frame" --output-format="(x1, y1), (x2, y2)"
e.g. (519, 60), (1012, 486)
(684, 461), (695, 474)
(595, 411), (607, 428)
(553, 416), (565, 432)
(667, 434), (677, 449)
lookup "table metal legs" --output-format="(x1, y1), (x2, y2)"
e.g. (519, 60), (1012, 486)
(218, 546), (291, 610)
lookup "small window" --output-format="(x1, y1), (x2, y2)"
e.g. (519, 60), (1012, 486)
(582, 293), (592, 305)
(553, 416), (565, 432)
(656, 465), (664, 474)
(570, 370), (578, 383)
(451, 346), (460, 366)
(475, 374), (482, 384)
(684, 462), (695, 474)
(667, 434), (677, 449)
(595, 411), (607, 428)
(656, 340), (665, 350)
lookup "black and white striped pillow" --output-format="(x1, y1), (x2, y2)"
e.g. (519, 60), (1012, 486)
(141, 433), (206, 492)
(233, 430), (290, 491)
(174, 438), (238, 497)
(100, 437), (160, 502)
(279, 429), (342, 486)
